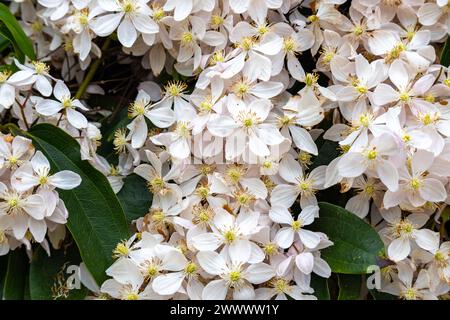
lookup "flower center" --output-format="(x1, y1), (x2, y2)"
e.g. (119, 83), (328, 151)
(152, 7), (165, 22)
(39, 175), (48, 185)
(387, 43), (405, 61)
(283, 37), (296, 54)
(184, 262), (198, 275)
(232, 80), (250, 98)
(444, 78), (450, 87)
(195, 185), (210, 199)
(150, 209), (165, 223)
(211, 14), (224, 28)
(366, 149), (378, 160)
(165, 81), (187, 97)
(228, 270), (242, 284)
(181, 31), (194, 45)
(238, 37), (255, 51)
(298, 151), (312, 166)
(304, 73), (318, 86)
(226, 165), (246, 184)
(113, 241), (130, 258)
(263, 242), (278, 256)
(209, 50), (225, 65)
(148, 176), (165, 193)
(113, 128), (127, 153)
(124, 292), (139, 300)
(223, 229), (237, 244)
(291, 220), (302, 231)
(272, 278), (290, 294)
(175, 121), (190, 138)
(395, 219), (413, 237)
(307, 15), (318, 23)
(193, 205), (213, 224)
(364, 184), (375, 197)
(410, 177), (422, 190)
(399, 91), (410, 102)
(353, 25), (364, 36)
(32, 61), (49, 74)
(128, 100), (146, 118)
(401, 287), (418, 300)
(0, 70), (11, 83)
(121, 0), (136, 13)
(62, 97), (74, 109)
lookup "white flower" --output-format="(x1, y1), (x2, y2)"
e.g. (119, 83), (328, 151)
(0, 182), (46, 241)
(12, 150), (81, 192)
(9, 60), (54, 97)
(270, 154), (326, 208)
(208, 99), (284, 160)
(269, 205), (321, 249)
(36, 81), (89, 129)
(197, 250), (275, 300)
(0, 135), (33, 169)
(91, 0), (159, 48)
(0, 70), (16, 110)
(127, 89), (175, 149)
(192, 208), (262, 264)
(380, 208), (439, 262)
(101, 258), (159, 300)
(337, 134), (399, 192)
(382, 260), (438, 300)
(383, 150), (447, 209)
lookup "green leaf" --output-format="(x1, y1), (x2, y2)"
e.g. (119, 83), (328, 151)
(0, 34), (10, 53)
(338, 274), (362, 300)
(370, 289), (396, 300)
(0, 3), (35, 60)
(2, 249), (28, 299)
(310, 202), (385, 274)
(29, 246), (87, 300)
(310, 140), (340, 170)
(117, 174), (152, 223)
(25, 123), (129, 284)
(0, 23), (24, 62)
(441, 38), (450, 67)
(310, 274), (330, 300)
(0, 254), (9, 299)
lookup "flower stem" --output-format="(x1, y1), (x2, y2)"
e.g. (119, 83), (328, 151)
(74, 37), (111, 100)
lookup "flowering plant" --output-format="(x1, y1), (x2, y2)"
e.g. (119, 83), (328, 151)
(0, 0), (449, 301)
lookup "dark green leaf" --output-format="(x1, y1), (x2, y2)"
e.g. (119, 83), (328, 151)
(310, 202), (385, 274)
(2, 249), (28, 299)
(25, 123), (129, 284)
(0, 34), (10, 52)
(338, 274), (362, 300)
(0, 23), (24, 62)
(0, 254), (8, 299)
(29, 246), (87, 300)
(370, 289), (396, 300)
(311, 140), (340, 170)
(117, 174), (152, 223)
(310, 274), (330, 300)
(441, 38), (450, 67)
(0, 3), (35, 60)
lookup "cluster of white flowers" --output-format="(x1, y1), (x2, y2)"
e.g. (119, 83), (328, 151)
(0, 134), (81, 257)
(3, 0), (450, 300)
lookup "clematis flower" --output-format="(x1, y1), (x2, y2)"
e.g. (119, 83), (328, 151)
(270, 154), (326, 208)
(380, 208), (440, 262)
(337, 133), (399, 192)
(0, 183), (46, 241)
(197, 250), (275, 300)
(269, 205), (321, 249)
(36, 81), (89, 129)
(91, 0), (159, 48)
